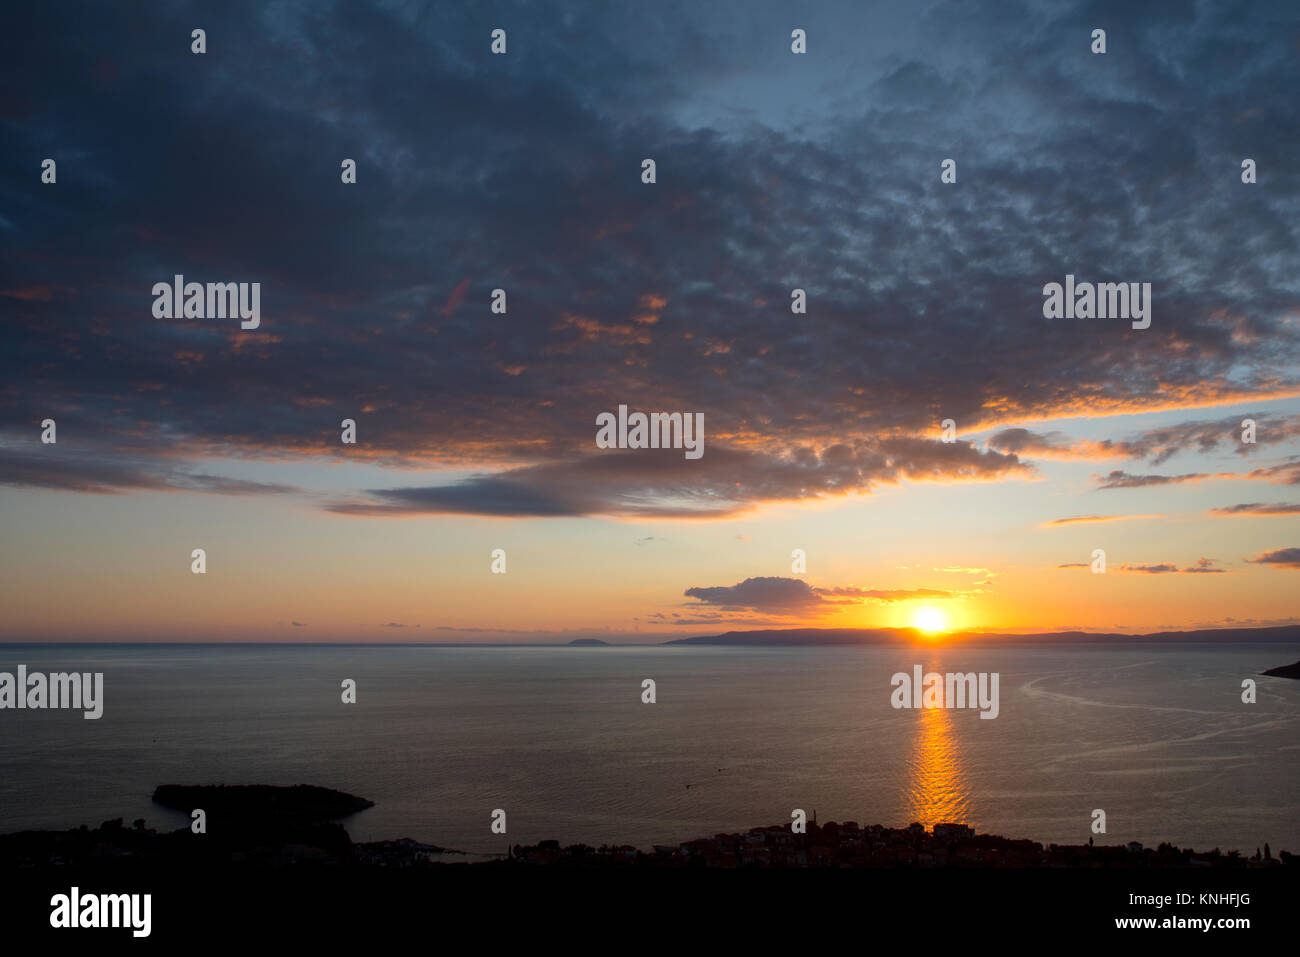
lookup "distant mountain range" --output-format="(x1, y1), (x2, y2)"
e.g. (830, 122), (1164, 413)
(666, 625), (1300, 646)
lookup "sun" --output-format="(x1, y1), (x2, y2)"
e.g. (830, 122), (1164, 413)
(912, 606), (949, 634)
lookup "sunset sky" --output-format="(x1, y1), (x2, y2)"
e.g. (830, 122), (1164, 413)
(2, 0), (1298, 642)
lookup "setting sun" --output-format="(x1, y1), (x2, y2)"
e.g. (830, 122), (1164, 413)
(912, 606), (949, 634)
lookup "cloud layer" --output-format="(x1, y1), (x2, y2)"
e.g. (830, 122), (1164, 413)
(2, 1), (1299, 519)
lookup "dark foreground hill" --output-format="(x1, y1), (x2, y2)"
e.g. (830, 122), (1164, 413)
(1262, 659), (1300, 679)
(152, 784), (374, 822)
(0, 786), (1292, 872)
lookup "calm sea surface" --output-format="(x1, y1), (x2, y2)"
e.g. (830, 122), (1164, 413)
(1, 643), (1296, 856)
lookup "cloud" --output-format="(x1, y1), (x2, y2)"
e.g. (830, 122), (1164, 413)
(1245, 548), (1300, 569)
(987, 428), (1080, 456)
(440, 278), (470, 317)
(815, 586), (953, 602)
(1194, 616), (1300, 628)
(1246, 458), (1300, 485)
(325, 439), (1032, 519)
(1095, 470), (1224, 489)
(0, 446), (300, 497)
(647, 610), (743, 627)
(1097, 462), (1300, 490)
(1042, 514), (1163, 526)
(1208, 502), (1300, 516)
(682, 576), (958, 614)
(1112, 415), (1300, 465)
(991, 415), (1300, 466)
(684, 577), (826, 611)
(1118, 563), (1180, 574)
(3, 0), (1298, 510)
(1059, 559), (1227, 574)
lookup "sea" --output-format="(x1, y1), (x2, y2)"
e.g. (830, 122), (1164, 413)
(1, 642), (1296, 857)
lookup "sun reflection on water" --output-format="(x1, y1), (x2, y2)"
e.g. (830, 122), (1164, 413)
(905, 693), (971, 829)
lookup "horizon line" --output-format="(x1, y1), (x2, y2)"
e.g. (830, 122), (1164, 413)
(1, 622), (1298, 648)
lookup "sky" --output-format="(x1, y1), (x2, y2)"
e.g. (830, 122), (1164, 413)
(1, 0), (1299, 642)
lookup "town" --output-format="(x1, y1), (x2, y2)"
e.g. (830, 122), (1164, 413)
(491, 819), (1291, 869)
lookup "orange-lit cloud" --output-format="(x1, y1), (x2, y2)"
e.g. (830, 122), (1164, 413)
(1041, 514), (1164, 526)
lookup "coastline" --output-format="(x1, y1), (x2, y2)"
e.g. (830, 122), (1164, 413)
(1, 785), (1291, 871)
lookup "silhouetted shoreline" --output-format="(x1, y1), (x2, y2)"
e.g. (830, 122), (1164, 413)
(0, 786), (1292, 871)
(1262, 659), (1300, 679)
(503, 820), (1294, 869)
(151, 784), (374, 821)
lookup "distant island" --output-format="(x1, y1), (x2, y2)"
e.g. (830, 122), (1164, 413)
(668, 625), (1300, 646)
(1262, 659), (1300, 679)
(567, 638), (610, 646)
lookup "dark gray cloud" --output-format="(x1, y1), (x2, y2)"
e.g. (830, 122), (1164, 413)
(1209, 502), (1300, 515)
(1246, 547), (1300, 568)
(0, 445), (299, 496)
(1096, 457), (1300, 488)
(987, 428), (1077, 456)
(1096, 470), (1217, 489)
(682, 576), (955, 613)
(1060, 558), (1226, 573)
(325, 439), (1028, 518)
(2, 0), (1298, 513)
(684, 577), (825, 611)
(1111, 415), (1300, 464)
(1119, 563), (1180, 574)
(991, 414), (1300, 465)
